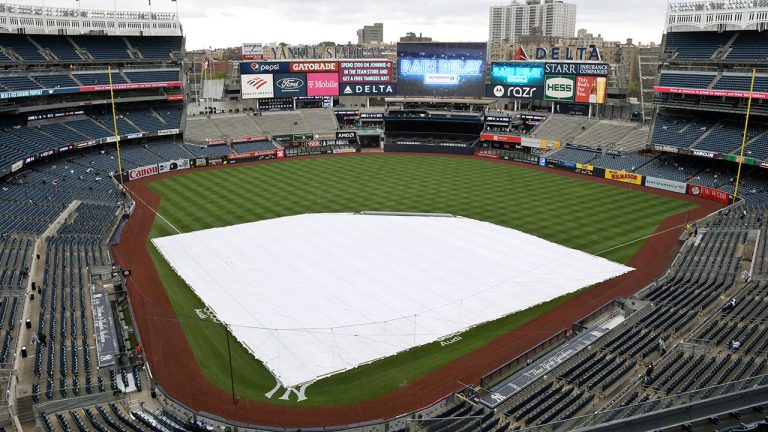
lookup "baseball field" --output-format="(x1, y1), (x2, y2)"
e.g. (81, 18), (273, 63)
(142, 154), (697, 407)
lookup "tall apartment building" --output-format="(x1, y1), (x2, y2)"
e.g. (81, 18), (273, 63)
(489, 0), (576, 45)
(357, 23), (384, 45)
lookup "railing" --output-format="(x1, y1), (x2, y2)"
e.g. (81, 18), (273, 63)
(517, 373), (768, 431)
(479, 329), (570, 390)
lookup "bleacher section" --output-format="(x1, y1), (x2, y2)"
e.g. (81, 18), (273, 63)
(726, 31), (768, 60)
(714, 75), (768, 93)
(185, 110), (338, 144)
(0, 105), (182, 173)
(651, 114), (716, 149)
(124, 70), (180, 83)
(70, 36), (130, 61)
(30, 35), (82, 62)
(125, 36), (182, 60)
(0, 34), (46, 62)
(571, 121), (638, 150)
(659, 73), (716, 89)
(531, 115), (597, 144)
(664, 31), (733, 60)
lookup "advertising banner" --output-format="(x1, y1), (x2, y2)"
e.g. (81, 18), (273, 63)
(241, 74), (275, 99)
(544, 75), (575, 101)
(128, 164), (159, 181)
(158, 159), (190, 174)
(336, 131), (358, 140)
(644, 176), (687, 194)
(687, 184), (731, 204)
(226, 150), (277, 161)
(554, 102), (589, 116)
(290, 61), (339, 73)
(604, 169), (643, 185)
(242, 43), (264, 60)
(11, 160), (23, 173)
(540, 139), (561, 150)
(575, 76), (607, 104)
(240, 62), (290, 74)
(231, 136), (270, 144)
(654, 86), (768, 100)
(654, 145), (680, 154)
(273, 73), (307, 98)
(480, 133), (521, 143)
(486, 84), (543, 99)
(306, 73), (339, 97)
(339, 61), (393, 83)
(490, 62), (545, 86)
(340, 83), (397, 96)
(544, 63), (609, 76)
(397, 42), (487, 97)
(79, 82), (183, 92)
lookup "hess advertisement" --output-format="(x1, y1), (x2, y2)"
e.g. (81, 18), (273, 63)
(544, 75), (575, 101)
(397, 42), (487, 97)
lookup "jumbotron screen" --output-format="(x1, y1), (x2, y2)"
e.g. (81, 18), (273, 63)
(397, 42), (487, 97)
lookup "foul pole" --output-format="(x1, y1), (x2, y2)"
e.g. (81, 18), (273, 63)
(733, 68), (757, 201)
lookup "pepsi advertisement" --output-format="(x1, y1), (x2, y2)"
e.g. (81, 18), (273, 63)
(397, 42), (487, 97)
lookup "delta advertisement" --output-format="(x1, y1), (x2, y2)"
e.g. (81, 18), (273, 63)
(397, 42), (487, 97)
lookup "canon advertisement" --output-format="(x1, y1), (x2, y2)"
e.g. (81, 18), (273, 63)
(397, 42), (487, 97)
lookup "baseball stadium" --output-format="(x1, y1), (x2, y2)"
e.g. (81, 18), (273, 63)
(0, 1), (768, 431)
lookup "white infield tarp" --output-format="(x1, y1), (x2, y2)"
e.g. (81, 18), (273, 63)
(153, 214), (633, 387)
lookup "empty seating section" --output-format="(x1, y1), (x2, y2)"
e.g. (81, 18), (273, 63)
(0, 76), (42, 91)
(571, 121), (638, 150)
(635, 154), (700, 183)
(124, 70), (180, 83)
(71, 36), (130, 61)
(651, 114), (714, 148)
(614, 127), (650, 152)
(146, 140), (195, 160)
(664, 31), (731, 60)
(727, 31), (768, 60)
(32, 74), (79, 89)
(589, 153), (656, 172)
(183, 143), (232, 157)
(125, 36), (182, 60)
(714, 75), (768, 93)
(232, 141), (278, 153)
(532, 115), (597, 144)
(659, 73), (715, 89)
(213, 116), (267, 139)
(0, 105), (183, 172)
(29, 35), (82, 62)
(185, 117), (224, 142)
(73, 72), (127, 86)
(695, 122), (765, 154)
(548, 146), (600, 164)
(0, 34), (46, 61)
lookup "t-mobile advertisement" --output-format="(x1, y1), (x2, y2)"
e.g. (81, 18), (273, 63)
(397, 42), (487, 97)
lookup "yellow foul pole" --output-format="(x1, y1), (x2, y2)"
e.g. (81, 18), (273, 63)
(734, 68), (756, 201)
(108, 65), (124, 186)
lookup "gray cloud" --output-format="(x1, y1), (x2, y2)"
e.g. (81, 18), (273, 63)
(22, 0), (668, 48)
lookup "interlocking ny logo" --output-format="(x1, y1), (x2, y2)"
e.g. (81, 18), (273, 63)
(246, 77), (268, 90)
(265, 379), (313, 402)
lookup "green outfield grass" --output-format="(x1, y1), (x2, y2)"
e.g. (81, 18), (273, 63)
(145, 154), (697, 406)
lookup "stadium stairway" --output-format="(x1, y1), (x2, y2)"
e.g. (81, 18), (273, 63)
(688, 120), (723, 150)
(15, 395), (35, 424)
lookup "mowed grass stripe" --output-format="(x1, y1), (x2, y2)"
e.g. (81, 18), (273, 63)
(145, 155), (697, 406)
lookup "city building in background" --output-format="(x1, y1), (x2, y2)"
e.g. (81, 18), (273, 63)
(399, 32), (433, 42)
(357, 23), (384, 45)
(489, 0), (577, 45)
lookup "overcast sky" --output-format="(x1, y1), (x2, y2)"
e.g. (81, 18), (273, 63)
(27, 0), (670, 49)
